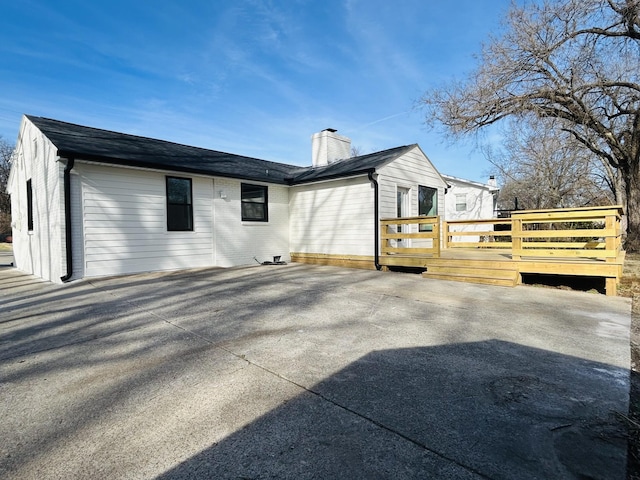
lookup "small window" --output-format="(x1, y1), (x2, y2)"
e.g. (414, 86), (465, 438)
(455, 194), (467, 212)
(166, 176), (193, 231)
(26, 179), (33, 231)
(241, 183), (268, 222)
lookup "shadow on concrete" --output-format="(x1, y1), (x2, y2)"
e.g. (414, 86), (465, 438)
(0, 264), (630, 479)
(0, 265), (373, 363)
(157, 339), (628, 480)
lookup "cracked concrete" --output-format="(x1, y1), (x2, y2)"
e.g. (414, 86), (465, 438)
(0, 262), (632, 479)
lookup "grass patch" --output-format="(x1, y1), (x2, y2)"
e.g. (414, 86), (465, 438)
(0, 243), (12, 252)
(620, 253), (640, 299)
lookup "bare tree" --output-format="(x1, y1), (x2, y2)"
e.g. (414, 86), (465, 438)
(422, 0), (640, 250)
(0, 136), (14, 234)
(350, 145), (363, 157)
(486, 118), (615, 210)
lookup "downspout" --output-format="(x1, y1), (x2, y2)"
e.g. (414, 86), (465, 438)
(60, 157), (75, 282)
(368, 170), (382, 271)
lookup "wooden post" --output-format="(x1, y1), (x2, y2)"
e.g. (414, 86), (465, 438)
(433, 217), (441, 258)
(512, 216), (522, 261)
(605, 213), (616, 261)
(604, 211), (621, 296)
(605, 277), (617, 296)
(442, 220), (449, 249)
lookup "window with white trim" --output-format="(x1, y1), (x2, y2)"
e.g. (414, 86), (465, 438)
(455, 193), (467, 212)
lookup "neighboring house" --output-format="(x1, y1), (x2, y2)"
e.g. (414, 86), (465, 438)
(442, 174), (500, 244)
(443, 174), (499, 220)
(7, 116), (448, 283)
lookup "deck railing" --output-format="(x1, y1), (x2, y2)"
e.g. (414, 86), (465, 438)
(443, 205), (623, 261)
(381, 205), (624, 262)
(380, 216), (440, 257)
(509, 205), (623, 262)
(444, 218), (513, 249)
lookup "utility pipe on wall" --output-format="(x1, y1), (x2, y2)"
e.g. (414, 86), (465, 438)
(60, 157), (75, 282)
(368, 170), (382, 271)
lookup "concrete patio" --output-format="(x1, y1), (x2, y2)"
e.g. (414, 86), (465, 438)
(0, 262), (631, 479)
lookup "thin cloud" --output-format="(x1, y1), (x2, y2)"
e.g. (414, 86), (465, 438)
(0, 0), (514, 182)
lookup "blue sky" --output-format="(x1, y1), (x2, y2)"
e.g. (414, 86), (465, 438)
(0, 0), (512, 182)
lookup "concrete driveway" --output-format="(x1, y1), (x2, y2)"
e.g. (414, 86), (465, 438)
(0, 263), (631, 479)
(0, 247), (13, 267)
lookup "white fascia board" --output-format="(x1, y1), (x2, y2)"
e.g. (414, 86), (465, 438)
(442, 174), (498, 191)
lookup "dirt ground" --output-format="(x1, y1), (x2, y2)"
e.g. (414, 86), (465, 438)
(618, 254), (640, 479)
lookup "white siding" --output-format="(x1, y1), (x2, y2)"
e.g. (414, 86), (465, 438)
(78, 163), (214, 277)
(8, 117), (64, 283)
(74, 163), (290, 277)
(289, 177), (375, 256)
(213, 178), (290, 267)
(444, 179), (496, 221)
(377, 147), (447, 250)
(377, 147), (447, 220)
(70, 172), (84, 280)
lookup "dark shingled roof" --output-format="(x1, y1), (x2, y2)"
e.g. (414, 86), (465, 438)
(288, 144), (416, 184)
(27, 116), (416, 185)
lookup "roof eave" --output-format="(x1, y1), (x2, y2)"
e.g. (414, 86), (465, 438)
(289, 168), (376, 186)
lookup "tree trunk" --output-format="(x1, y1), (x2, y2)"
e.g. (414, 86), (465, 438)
(625, 164), (640, 252)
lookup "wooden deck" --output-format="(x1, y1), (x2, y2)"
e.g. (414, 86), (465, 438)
(379, 206), (625, 295)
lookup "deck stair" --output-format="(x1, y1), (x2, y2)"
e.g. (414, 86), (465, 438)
(421, 258), (519, 287)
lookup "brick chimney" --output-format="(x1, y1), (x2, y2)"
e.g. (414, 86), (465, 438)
(311, 129), (351, 167)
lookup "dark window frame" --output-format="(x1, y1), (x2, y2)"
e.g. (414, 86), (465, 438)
(418, 185), (438, 216)
(166, 176), (194, 232)
(418, 185), (438, 232)
(241, 183), (269, 222)
(26, 179), (34, 231)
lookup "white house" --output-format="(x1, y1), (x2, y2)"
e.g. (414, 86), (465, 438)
(443, 174), (498, 220)
(7, 116), (449, 283)
(442, 174), (499, 244)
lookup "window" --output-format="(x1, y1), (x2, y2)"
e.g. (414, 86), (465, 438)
(455, 194), (467, 212)
(26, 179), (33, 231)
(418, 185), (437, 232)
(166, 176), (193, 231)
(419, 185), (437, 216)
(397, 187), (410, 218)
(396, 187), (410, 241)
(241, 183), (268, 222)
